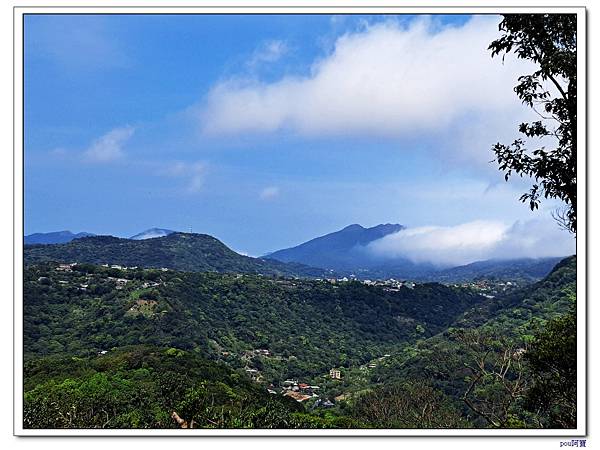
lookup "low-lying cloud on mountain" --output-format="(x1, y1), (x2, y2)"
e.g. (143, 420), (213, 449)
(367, 218), (575, 267)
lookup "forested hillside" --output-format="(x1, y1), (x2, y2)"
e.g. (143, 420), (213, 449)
(351, 256), (577, 428)
(22, 257), (576, 429)
(24, 262), (483, 379)
(24, 233), (331, 278)
(24, 346), (358, 429)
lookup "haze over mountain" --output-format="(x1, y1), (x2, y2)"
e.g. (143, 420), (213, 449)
(24, 231), (95, 245)
(24, 224), (570, 283)
(266, 223), (570, 282)
(418, 256), (565, 283)
(266, 223), (405, 271)
(129, 228), (176, 240)
(26, 228), (177, 243)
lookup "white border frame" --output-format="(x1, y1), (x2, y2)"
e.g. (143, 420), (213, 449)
(13, 4), (587, 437)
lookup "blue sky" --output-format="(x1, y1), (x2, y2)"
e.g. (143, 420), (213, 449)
(24, 13), (575, 262)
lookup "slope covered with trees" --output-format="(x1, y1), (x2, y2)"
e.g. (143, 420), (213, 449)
(352, 256), (576, 428)
(24, 345), (358, 429)
(24, 233), (332, 278)
(24, 262), (483, 380)
(22, 256), (576, 429)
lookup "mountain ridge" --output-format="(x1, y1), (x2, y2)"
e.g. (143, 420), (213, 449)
(265, 223), (570, 282)
(24, 225), (571, 283)
(24, 232), (332, 278)
(266, 223), (405, 271)
(24, 230), (96, 245)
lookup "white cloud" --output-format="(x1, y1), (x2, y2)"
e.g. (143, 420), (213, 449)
(248, 40), (288, 67)
(158, 161), (206, 193)
(367, 218), (575, 267)
(200, 16), (533, 143)
(83, 126), (135, 163)
(259, 186), (280, 200)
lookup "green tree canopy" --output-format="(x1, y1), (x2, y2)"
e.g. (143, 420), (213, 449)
(524, 307), (577, 428)
(489, 14), (577, 233)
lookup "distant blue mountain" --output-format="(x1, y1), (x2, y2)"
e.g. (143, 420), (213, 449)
(25, 231), (95, 245)
(265, 223), (568, 282)
(129, 228), (176, 240)
(265, 223), (405, 271)
(429, 257), (566, 283)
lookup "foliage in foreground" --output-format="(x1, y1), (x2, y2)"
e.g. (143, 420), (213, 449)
(490, 14), (577, 232)
(24, 346), (359, 429)
(354, 256), (577, 429)
(351, 380), (470, 428)
(524, 308), (577, 428)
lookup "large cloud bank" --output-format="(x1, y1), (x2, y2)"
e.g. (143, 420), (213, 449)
(367, 219), (575, 267)
(200, 16), (532, 142)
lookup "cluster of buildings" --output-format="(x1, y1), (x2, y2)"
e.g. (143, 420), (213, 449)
(236, 359), (341, 405)
(277, 380), (321, 402)
(274, 369), (342, 403)
(52, 263), (167, 292)
(323, 276), (416, 291)
(362, 279), (415, 291)
(99, 264), (140, 270)
(242, 349), (271, 359)
(457, 279), (519, 297)
(55, 263), (77, 272)
(270, 371), (348, 406)
(55, 262), (173, 274)
(108, 277), (130, 290)
(104, 264), (170, 272)
(360, 354), (391, 371)
(62, 262), (167, 273)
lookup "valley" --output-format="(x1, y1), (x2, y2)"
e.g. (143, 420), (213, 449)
(19, 10), (581, 435)
(22, 241), (576, 429)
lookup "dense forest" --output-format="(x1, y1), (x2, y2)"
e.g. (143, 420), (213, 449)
(24, 233), (332, 278)
(22, 256), (576, 429)
(24, 262), (483, 378)
(24, 346), (359, 429)
(354, 256), (576, 428)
